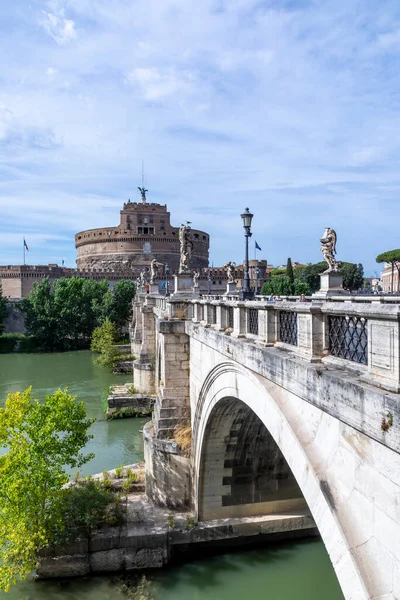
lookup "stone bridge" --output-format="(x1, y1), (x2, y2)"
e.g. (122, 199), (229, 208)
(131, 292), (400, 600)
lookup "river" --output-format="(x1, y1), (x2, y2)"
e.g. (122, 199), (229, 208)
(0, 351), (344, 600)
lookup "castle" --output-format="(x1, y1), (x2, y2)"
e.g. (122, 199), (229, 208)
(75, 195), (209, 274)
(0, 191), (269, 298)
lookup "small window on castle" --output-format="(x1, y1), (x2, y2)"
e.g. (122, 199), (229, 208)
(144, 217), (148, 224)
(172, 231), (176, 235)
(203, 235), (206, 240)
(194, 233), (199, 239)
(127, 224), (130, 230)
(137, 226), (143, 234)
(138, 215), (143, 224)
(149, 216), (153, 224)
(126, 216), (130, 222)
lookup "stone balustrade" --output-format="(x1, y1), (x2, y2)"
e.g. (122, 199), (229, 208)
(149, 294), (400, 392)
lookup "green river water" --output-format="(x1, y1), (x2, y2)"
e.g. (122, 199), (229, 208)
(0, 351), (344, 600)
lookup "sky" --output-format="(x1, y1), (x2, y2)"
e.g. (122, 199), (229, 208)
(1, 0), (400, 275)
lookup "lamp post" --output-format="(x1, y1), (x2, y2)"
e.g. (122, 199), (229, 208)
(207, 271), (211, 296)
(165, 263), (170, 297)
(239, 207), (254, 300)
(255, 262), (260, 296)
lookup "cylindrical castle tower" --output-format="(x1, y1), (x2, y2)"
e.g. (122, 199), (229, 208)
(75, 197), (209, 274)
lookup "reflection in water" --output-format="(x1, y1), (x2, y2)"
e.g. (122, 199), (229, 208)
(0, 352), (344, 600)
(0, 539), (344, 600)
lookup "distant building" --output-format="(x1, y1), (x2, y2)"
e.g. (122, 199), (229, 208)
(75, 198), (209, 274)
(0, 264), (133, 299)
(380, 263), (400, 293)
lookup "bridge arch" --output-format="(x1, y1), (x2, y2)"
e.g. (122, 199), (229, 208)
(192, 362), (368, 600)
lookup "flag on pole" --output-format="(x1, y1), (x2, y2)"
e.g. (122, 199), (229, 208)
(23, 238), (29, 251)
(61, 259), (65, 266)
(255, 241), (262, 251)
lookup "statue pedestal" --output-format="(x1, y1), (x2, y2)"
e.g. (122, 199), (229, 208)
(149, 283), (159, 294)
(173, 273), (193, 296)
(225, 281), (238, 296)
(313, 272), (346, 299)
(192, 286), (200, 298)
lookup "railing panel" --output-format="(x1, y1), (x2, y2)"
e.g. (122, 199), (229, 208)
(227, 306), (234, 329)
(279, 311), (298, 346)
(248, 308), (259, 335)
(328, 315), (368, 365)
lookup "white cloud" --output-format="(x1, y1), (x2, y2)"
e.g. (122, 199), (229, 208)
(46, 67), (59, 78)
(126, 67), (197, 101)
(40, 3), (77, 45)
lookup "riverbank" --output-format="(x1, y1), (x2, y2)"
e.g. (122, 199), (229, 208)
(38, 465), (317, 579)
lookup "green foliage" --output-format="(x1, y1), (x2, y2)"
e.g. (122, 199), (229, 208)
(376, 249), (400, 264)
(0, 333), (38, 354)
(184, 515), (196, 530)
(293, 280), (309, 295)
(0, 284), (7, 335)
(127, 470), (139, 484)
(107, 280), (136, 334)
(90, 317), (121, 368)
(51, 479), (123, 546)
(294, 262), (326, 293)
(0, 388), (94, 591)
(269, 268), (286, 278)
(341, 263), (364, 291)
(167, 515), (175, 528)
(115, 465), (124, 478)
(286, 258), (294, 288)
(376, 249), (400, 292)
(261, 276), (293, 296)
(21, 277), (135, 352)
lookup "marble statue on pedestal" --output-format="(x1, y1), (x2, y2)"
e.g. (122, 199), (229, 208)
(179, 223), (194, 274)
(225, 261), (236, 283)
(193, 269), (200, 288)
(320, 227), (340, 272)
(150, 259), (164, 284)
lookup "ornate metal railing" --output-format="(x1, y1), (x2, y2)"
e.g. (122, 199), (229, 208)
(328, 315), (368, 365)
(248, 308), (258, 335)
(279, 311), (298, 346)
(227, 307), (234, 329)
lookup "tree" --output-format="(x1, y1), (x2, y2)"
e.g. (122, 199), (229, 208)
(20, 278), (60, 350)
(286, 258), (294, 293)
(108, 280), (136, 334)
(376, 249), (400, 293)
(0, 388), (94, 591)
(0, 283), (8, 334)
(91, 317), (120, 368)
(341, 262), (364, 291)
(21, 277), (112, 351)
(295, 262), (326, 293)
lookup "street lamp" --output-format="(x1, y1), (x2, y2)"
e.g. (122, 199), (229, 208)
(239, 207), (254, 300)
(255, 262), (260, 296)
(165, 263), (170, 297)
(207, 271), (211, 295)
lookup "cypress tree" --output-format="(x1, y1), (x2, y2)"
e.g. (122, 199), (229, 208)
(286, 257), (294, 293)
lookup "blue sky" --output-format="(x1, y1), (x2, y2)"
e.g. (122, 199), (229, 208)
(1, 0), (400, 275)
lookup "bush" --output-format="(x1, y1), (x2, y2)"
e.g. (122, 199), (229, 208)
(51, 479), (123, 546)
(91, 318), (121, 368)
